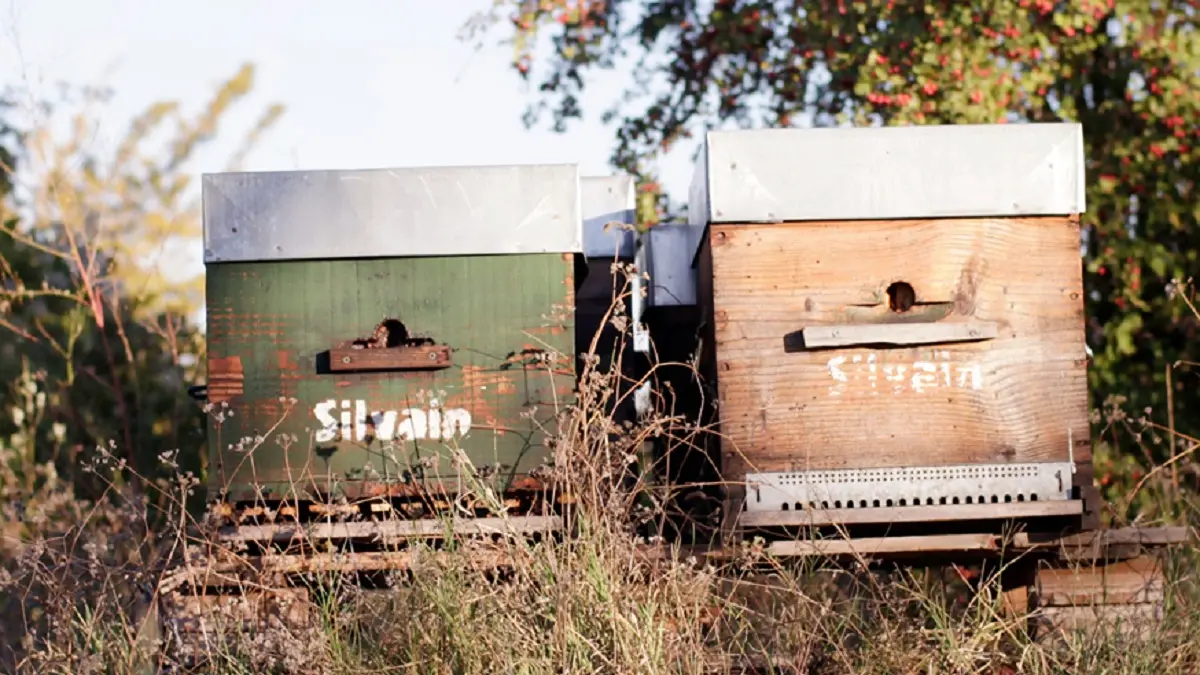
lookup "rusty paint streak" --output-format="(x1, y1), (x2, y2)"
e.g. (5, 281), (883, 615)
(277, 350), (301, 371)
(208, 356), (245, 403)
(255, 402), (282, 418)
(206, 313), (291, 341)
(274, 350), (304, 399)
(440, 364), (518, 423)
(561, 253), (576, 306)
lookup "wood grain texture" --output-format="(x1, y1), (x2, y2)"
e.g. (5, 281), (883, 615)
(707, 216), (1090, 479)
(797, 320), (998, 349)
(1030, 555), (1166, 639)
(1034, 556), (1164, 607)
(1015, 526), (1190, 562)
(766, 533), (1001, 557)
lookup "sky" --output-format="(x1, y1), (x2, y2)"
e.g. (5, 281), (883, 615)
(0, 0), (700, 284)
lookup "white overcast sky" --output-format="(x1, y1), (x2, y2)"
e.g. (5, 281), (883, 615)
(0, 0), (700, 282)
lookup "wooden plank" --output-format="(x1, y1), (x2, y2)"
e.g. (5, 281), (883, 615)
(217, 515), (562, 544)
(1034, 556), (1164, 607)
(707, 216), (1090, 478)
(737, 500), (1081, 528)
(1035, 603), (1162, 639)
(767, 533), (1000, 557)
(1013, 525), (1190, 560)
(797, 320), (998, 349)
(1027, 556), (1167, 642)
(1015, 525), (1190, 549)
(163, 549), (523, 591)
(328, 344), (452, 372)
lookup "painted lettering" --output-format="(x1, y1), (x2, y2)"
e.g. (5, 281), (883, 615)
(827, 350), (983, 397)
(312, 398), (472, 443)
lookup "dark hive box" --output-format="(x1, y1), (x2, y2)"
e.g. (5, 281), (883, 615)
(576, 175), (643, 424)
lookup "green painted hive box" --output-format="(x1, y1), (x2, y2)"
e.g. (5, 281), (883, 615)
(200, 164), (583, 508)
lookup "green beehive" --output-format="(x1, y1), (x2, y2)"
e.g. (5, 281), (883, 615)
(199, 164), (582, 511)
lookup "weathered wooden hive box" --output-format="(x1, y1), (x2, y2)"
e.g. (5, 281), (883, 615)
(200, 163), (582, 508)
(689, 123), (1094, 531)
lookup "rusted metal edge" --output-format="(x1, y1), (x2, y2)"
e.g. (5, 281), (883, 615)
(216, 514), (563, 544)
(737, 500), (1082, 528)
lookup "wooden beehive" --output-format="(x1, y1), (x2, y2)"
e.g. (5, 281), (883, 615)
(689, 123), (1095, 532)
(200, 163), (582, 506)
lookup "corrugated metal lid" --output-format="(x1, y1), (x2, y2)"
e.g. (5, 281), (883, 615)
(581, 175), (637, 259)
(688, 123), (1086, 225)
(203, 163), (583, 263)
(641, 223), (705, 308)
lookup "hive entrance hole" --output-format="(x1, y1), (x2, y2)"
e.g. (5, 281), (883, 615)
(887, 281), (916, 313)
(379, 319), (409, 347)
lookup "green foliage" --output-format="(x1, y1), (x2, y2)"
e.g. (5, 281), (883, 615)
(0, 65), (283, 509)
(475, 0), (1200, 467)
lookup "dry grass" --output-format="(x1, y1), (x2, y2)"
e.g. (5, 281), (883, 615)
(1, 269), (1199, 675)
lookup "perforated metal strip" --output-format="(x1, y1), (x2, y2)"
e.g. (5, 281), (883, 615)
(744, 462), (1075, 513)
